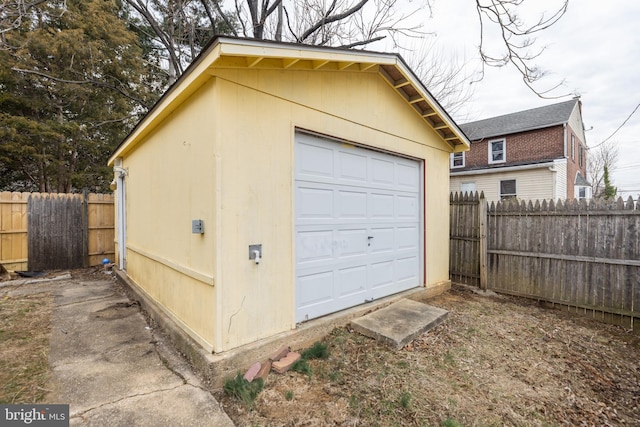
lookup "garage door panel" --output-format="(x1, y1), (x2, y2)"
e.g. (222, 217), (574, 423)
(371, 193), (394, 218)
(297, 142), (334, 178)
(297, 271), (334, 307)
(297, 187), (334, 219)
(370, 227), (394, 253)
(397, 226), (419, 250)
(337, 190), (367, 219)
(371, 158), (395, 186)
(337, 266), (367, 296)
(397, 195), (419, 218)
(336, 228), (368, 257)
(296, 133), (421, 323)
(297, 230), (333, 263)
(397, 163), (420, 191)
(370, 260), (394, 288)
(397, 256), (419, 281)
(338, 151), (367, 183)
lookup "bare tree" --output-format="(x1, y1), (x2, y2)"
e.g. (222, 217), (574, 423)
(474, 0), (570, 98)
(588, 140), (619, 198)
(404, 39), (476, 120)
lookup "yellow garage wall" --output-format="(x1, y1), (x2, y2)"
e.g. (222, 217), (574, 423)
(120, 79), (218, 351)
(211, 67), (453, 351)
(450, 166), (557, 203)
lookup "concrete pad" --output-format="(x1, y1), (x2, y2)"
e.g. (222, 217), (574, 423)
(46, 276), (234, 426)
(350, 299), (449, 349)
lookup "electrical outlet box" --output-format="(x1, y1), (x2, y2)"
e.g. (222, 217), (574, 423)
(192, 219), (204, 234)
(249, 244), (262, 259)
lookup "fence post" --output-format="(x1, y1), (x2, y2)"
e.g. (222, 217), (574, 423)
(479, 192), (488, 290)
(82, 188), (89, 268)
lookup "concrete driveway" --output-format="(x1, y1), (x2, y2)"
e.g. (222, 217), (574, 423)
(3, 271), (234, 426)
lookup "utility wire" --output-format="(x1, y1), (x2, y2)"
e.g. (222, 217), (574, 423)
(588, 102), (640, 150)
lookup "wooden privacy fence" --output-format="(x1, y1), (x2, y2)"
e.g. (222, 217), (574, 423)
(0, 191), (114, 271)
(449, 191), (487, 288)
(450, 192), (640, 328)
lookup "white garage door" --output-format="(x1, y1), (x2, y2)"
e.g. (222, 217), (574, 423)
(295, 133), (422, 322)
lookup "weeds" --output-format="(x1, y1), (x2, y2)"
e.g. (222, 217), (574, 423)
(398, 391), (412, 409)
(285, 390), (294, 401)
(223, 374), (264, 408)
(301, 342), (330, 360)
(291, 359), (312, 377)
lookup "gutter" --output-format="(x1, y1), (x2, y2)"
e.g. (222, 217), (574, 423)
(450, 161), (555, 176)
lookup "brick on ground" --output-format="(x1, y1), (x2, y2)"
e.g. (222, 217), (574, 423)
(243, 362), (261, 382)
(255, 360), (272, 382)
(272, 351), (301, 374)
(269, 345), (290, 362)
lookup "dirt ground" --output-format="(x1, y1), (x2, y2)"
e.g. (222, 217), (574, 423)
(2, 271), (639, 425)
(217, 285), (640, 426)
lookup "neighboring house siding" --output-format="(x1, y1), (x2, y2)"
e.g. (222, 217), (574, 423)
(565, 123), (588, 199)
(463, 126), (564, 169)
(450, 166), (558, 203)
(553, 158), (568, 200)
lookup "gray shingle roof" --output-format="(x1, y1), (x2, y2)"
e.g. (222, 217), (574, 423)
(460, 99), (579, 141)
(575, 172), (591, 186)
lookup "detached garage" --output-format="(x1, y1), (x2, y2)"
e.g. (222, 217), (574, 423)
(108, 37), (470, 354)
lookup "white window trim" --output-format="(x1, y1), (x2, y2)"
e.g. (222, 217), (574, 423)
(499, 179), (517, 199)
(488, 138), (506, 164)
(450, 152), (465, 169)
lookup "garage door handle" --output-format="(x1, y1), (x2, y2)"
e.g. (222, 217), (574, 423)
(367, 236), (374, 239)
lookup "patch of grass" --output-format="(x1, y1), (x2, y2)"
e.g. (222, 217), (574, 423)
(443, 351), (457, 366)
(301, 342), (330, 360)
(442, 418), (463, 427)
(291, 359), (313, 377)
(284, 390), (294, 401)
(398, 391), (412, 409)
(0, 293), (52, 404)
(223, 374), (264, 408)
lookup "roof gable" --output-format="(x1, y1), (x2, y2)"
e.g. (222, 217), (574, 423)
(461, 99), (579, 141)
(109, 37), (469, 164)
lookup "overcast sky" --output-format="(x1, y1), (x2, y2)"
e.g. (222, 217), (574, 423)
(405, 0), (640, 199)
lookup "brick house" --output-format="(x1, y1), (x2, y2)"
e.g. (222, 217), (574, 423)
(450, 98), (591, 202)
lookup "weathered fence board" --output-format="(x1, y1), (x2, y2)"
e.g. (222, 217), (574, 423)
(449, 191), (486, 287)
(28, 193), (86, 270)
(450, 193), (640, 328)
(487, 196), (640, 328)
(0, 191), (114, 271)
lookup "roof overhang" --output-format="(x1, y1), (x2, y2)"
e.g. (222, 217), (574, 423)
(109, 37), (470, 165)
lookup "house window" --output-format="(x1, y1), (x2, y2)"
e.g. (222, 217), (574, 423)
(579, 145), (584, 168)
(571, 134), (575, 160)
(460, 182), (476, 194)
(489, 139), (505, 164)
(500, 179), (516, 199)
(450, 152), (465, 168)
(578, 187), (586, 199)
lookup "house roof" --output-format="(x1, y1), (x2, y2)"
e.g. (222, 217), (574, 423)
(460, 99), (579, 141)
(575, 172), (591, 186)
(109, 37), (470, 165)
